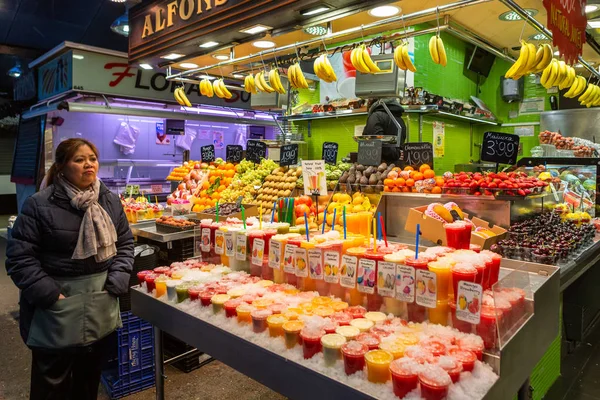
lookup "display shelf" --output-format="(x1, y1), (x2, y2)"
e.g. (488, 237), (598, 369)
(558, 238), (600, 292)
(281, 105), (499, 126)
(131, 224), (196, 243)
(130, 257), (559, 400)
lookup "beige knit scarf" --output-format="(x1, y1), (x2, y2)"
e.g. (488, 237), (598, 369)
(55, 175), (118, 262)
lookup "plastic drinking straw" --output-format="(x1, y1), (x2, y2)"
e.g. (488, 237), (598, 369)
(343, 206), (347, 240)
(415, 223), (421, 259)
(241, 205), (246, 230)
(322, 207), (327, 234)
(373, 217), (377, 253)
(304, 212), (310, 241)
(155, 196), (158, 205)
(379, 214), (388, 248)
(377, 212), (382, 241)
(148, 195), (151, 204)
(271, 203), (276, 223)
(216, 201), (219, 223)
(332, 208), (337, 232)
(260, 204), (263, 230)
(288, 198), (295, 225)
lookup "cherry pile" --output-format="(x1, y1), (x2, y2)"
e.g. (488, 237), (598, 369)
(491, 213), (595, 265)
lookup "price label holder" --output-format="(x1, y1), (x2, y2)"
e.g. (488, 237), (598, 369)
(357, 258), (376, 294)
(235, 235), (247, 261)
(269, 239), (282, 269)
(357, 140), (383, 166)
(481, 131), (520, 169)
(283, 244), (296, 274)
(226, 145), (243, 163)
(308, 249), (323, 280)
(279, 143), (299, 166)
(324, 251), (340, 284)
(402, 142), (434, 169)
(214, 230), (224, 255)
(322, 142), (339, 165)
(201, 228), (211, 252)
(251, 238), (265, 266)
(294, 248), (308, 278)
(455, 281), (483, 324)
(340, 255), (357, 289)
(377, 261), (396, 297)
(201, 144), (215, 163)
(415, 270), (437, 308)
(225, 232), (235, 256)
(395, 265), (415, 303)
(246, 140), (267, 163)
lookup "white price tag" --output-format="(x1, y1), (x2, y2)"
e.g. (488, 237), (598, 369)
(269, 239), (282, 270)
(235, 234), (247, 261)
(415, 270), (437, 309)
(455, 281), (483, 324)
(324, 251), (340, 284)
(340, 255), (357, 289)
(308, 249), (323, 280)
(225, 232), (235, 257)
(377, 261), (396, 297)
(214, 231), (225, 255)
(283, 244), (296, 274)
(395, 265), (415, 303)
(294, 248), (308, 278)
(357, 258), (376, 295)
(251, 239), (265, 266)
(201, 228), (211, 252)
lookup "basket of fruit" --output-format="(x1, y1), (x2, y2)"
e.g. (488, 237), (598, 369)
(155, 216), (198, 233)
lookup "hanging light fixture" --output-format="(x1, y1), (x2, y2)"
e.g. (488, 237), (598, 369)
(111, 11), (129, 37)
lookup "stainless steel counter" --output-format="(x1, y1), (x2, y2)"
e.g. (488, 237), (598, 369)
(130, 224), (196, 243)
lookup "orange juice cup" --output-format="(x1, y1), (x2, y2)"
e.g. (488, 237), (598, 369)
(283, 320), (304, 348)
(357, 211), (371, 237)
(379, 340), (405, 359)
(236, 304), (255, 323)
(154, 276), (168, 298)
(428, 300), (449, 326)
(266, 314), (288, 337)
(330, 301), (349, 312)
(365, 350), (394, 383)
(428, 260), (452, 301)
(299, 241), (316, 291)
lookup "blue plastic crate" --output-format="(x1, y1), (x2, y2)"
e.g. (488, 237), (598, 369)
(101, 312), (155, 399)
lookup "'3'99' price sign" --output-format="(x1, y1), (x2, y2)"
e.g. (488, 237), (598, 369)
(481, 132), (519, 165)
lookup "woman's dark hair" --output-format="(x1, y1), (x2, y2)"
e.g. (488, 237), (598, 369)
(45, 138), (99, 186)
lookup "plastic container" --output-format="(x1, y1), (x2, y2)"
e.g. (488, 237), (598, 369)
(345, 247), (367, 306)
(448, 348), (477, 372)
(365, 311), (387, 324)
(418, 366), (452, 400)
(298, 240), (317, 292)
(421, 338), (447, 357)
(236, 303), (254, 324)
(437, 356), (463, 383)
(457, 336), (484, 361)
(341, 341), (368, 375)
(285, 238), (302, 287)
(211, 294), (230, 314)
(251, 309), (273, 333)
(346, 305), (367, 319)
(477, 306), (499, 350)
(350, 318), (374, 332)
(283, 320), (304, 349)
(166, 280), (181, 302)
(335, 325), (360, 341)
(407, 302), (427, 323)
(379, 340), (405, 359)
(428, 300), (449, 326)
(330, 301), (349, 312)
(248, 230), (265, 278)
(154, 276), (167, 298)
(365, 350), (394, 383)
(175, 282), (192, 303)
(331, 311), (353, 326)
(266, 314), (288, 337)
(451, 263), (478, 303)
(321, 333), (346, 366)
(363, 250), (385, 312)
(356, 332), (381, 350)
(144, 273), (158, 293)
(450, 302), (472, 333)
(482, 250), (502, 287)
(428, 260), (451, 301)
(137, 270), (153, 286)
(269, 234), (287, 284)
(224, 299), (243, 318)
(300, 329), (325, 359)
(390, 358), (420, 398)
(199, 290), (216, 307)
(444, 221), (473, 250)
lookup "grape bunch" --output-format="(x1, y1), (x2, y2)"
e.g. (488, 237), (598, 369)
(221, 158), (278, 203)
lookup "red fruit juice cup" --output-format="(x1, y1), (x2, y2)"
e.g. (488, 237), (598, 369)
(450, 302), (473, 333)
(300, 328), (326, 359)
(481, 250), (501, 287)
(331, 311), (353, 326)
(137, 270), (152, 286)
(449, 348), (477, 372)
(224, 299), (243, 318)
(268, 303), (286, 315)
(390, 358), (421, 398)
(477, 306), (499, 350)
(437, 355), (463, 383)
(363, 250), (385, 312)
(457, 336), (484, 361)
(341, 341), (369, 375)
(473, 262), (486, 286)
(346, 305), (367, 319)
(144, 273), (158, 293)
(407, 302), (427, 323)
(494, 295), (513, 331)
(451, 263), (477, 303)
(404, 256), (432, 271)
(404, 346), (436, 364)
(199, 290), (215, 306)
(154, 266), (171, 276)
(357, 332), (381, 350)
(444, 221), (473, 250)
(469, 244), (481, 253)
(418, 365), (452, 400)
(502, 288), (526, 325)
(188, 287), (202, 302)
(421, 339), (447, 357)
(251, 309), (273, 333)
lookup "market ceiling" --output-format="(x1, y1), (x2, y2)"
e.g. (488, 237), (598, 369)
(0, 0), (129, 98)
(129, 0), (600, 78)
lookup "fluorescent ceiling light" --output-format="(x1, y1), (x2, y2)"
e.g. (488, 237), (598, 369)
(253, 40), (276, 48)
(232, 74), (244, 78)
(239, 24), (272, 34)
(554, 50), (560, 55)
(300, 6), (331, 16)
(180, 63), (199, 69)
(588, 20), (600, 28)
(200, 41), (219, 48)
(304, 25), (328, 36)
(369, 5), (400, 18)
(110, 0), (126, 2)
(213, 54), (229, 60)
(72, 54), (85, 60)
(498, 9), (538, 21)
(161, 53), (185, 60)
(139, 64), (153, 70)
(586, 5), (599, 13)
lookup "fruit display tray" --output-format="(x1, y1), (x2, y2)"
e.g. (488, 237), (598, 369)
(155, 221), (198, 234)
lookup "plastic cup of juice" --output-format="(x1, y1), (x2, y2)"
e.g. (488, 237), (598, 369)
(428, 300), (449, 326)
(218, 226), (230, 267)
(437, 356), (463, 383)
(224, 299), (243, 318)
(261, 229), (278, 281)
(144, 273), (158, 293)
(199, 290), (216, 306)
(137, 270), (153, 286)
(390, 358), (421, 398)
(252, 298), (274, 309)
(407, 302), (427, 323)
(335, 325), (361, 341)
(321, 333), (346, 366)
(171, 269), (185, 280)
(444, 221), (473, 250)
(451, 263), (478, 303)
(418, 365), (452, 400)
(283, 320), (304, 349)
(383, 254), (407, 317)
(285, 238), (302, 287)
(154, 266), (171, 276)
(448, 348), (477, 372)
(365, 349), (394, 383)
(346, 305), (367, 319)
(341, 341), (369, 375)
(404, 256), (432, 270)
(236, 303), (255, 324)
(421, 338), (448, 357)
(299, 240), (317, 292)
(248, 230), (265, 277)
(364, 311), (386, 324)
(227, 287), (246, 299)
(357, 332), (381, 350)
(458, 335), (485, 361)
(300, 328), (325, 359)
(428, 260), (451, 301)
(481, 250), (502, 287)
(211, 294), (230, 314)
(477, 306), (500, 350)
(363, 250), (385, 312)
(404, 346), (436, 364)
(350, 318), (374, 332)
(330, 301), (349, 312)
(503, 287), (526, 324)
(449, 302), (472, 333)
(154, 276), (168, 298)
(312, 296), (332, 306)
(331, 311), (353, 326)
(251, 309), (273, 333)
(270, 234), (287, 284)
(187, 286), (201, 302)
(357, 211), (371, 237)
(175, 282), (192, 303)
(266, 314), (288, 337)
(166, 280), (181, 302)
(345, 247), (367, 306)
(379, 340), (405, 359)
(268, 303), (286, 315)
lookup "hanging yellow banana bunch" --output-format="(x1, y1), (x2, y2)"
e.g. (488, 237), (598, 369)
(174, 86), (191, 106)
(199, 78), (214, 97)
(288, 63), (309, 89)
(212, 79), (232, 99)
(313, 54), (337, 82)
(429, 34), (447, 67)
(243, 74), (258, 94)
(393, 42), (416, 72)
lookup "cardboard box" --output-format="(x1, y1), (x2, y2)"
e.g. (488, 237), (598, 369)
(193, 203), (258, 222)
(404, 206), (507, 249)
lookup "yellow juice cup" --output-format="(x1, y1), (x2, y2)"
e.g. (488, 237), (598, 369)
(330, 301), (349, 312)
(155, 277), (167, 298)
(266, 314), (288, 337)
(383, 254), (407, 317)
(252, 298), (274, 309)
(365, 350), (394, 383)
(428, 260), (452, 301)
(357, 211), (371, 237)
(397, 333), (419, 346)
(335, 325), (361, 341)
(428, 299), (449, 326)
(218, 226), (229, 267)
(211, 294), (230, 314)
(365, 311), (387, 323)
(350, 318), (374, 332)
(299, 241), (316, 291)
(345, 247), (367, 306)
(236, 304), (255, 323)
(379, 340), (406, 359)
(171, 270), (185, 280)
(270, 234), (287, 284)
(312, 296), (333, 306)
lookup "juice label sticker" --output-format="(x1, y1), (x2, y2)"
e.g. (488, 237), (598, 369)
(324, 251), (340, 284)
(415, 270), (437, 308)
(377, 262), (396, 297)
(308, 249), (323, 280)
(455, 281), (483, 324)
(201, 228), (211, 252)
(269, 239), (282, 270)
(225, 232), (235, 257)
(340, 255), (357, 289)
(214, 231), (225, 255)
(294, 248), (308, 278)
(395, 265), (415, 303)
(251, 239), (265, 266)
(283, 244), (296, 274)
(357, 258), (376, 295)
(235, 235), (247, 261)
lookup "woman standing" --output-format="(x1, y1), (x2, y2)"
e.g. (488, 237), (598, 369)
(6, 138), (134, 400)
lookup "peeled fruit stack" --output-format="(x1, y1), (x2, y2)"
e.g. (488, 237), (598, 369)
(173, 87), (192, 106)
(167, 160), (201, 182)
(319, 192), (374, 228)
(212, 79), (232, 99)
(393, 42), (416, 72)
(287, 63), (309, 89)
(314, 54), (337, 82)
(428, 35), (447, 67)
(351, 45), (381, 74)
(383, 164), (442, 194)
(243, 75), (258, 94)
(255, 166), (302, 212)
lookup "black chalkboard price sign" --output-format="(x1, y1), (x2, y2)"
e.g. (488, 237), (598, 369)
(402, 142), (434, 169)
(201, 144), (215, 163)
(279, 144), (298, 166)
(226, 145), (243, 163)
(246, 140), (267, 163)
(357, 140), (383, 166)
(481, 132), (519, 165)
(322, 142), (339, 165)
